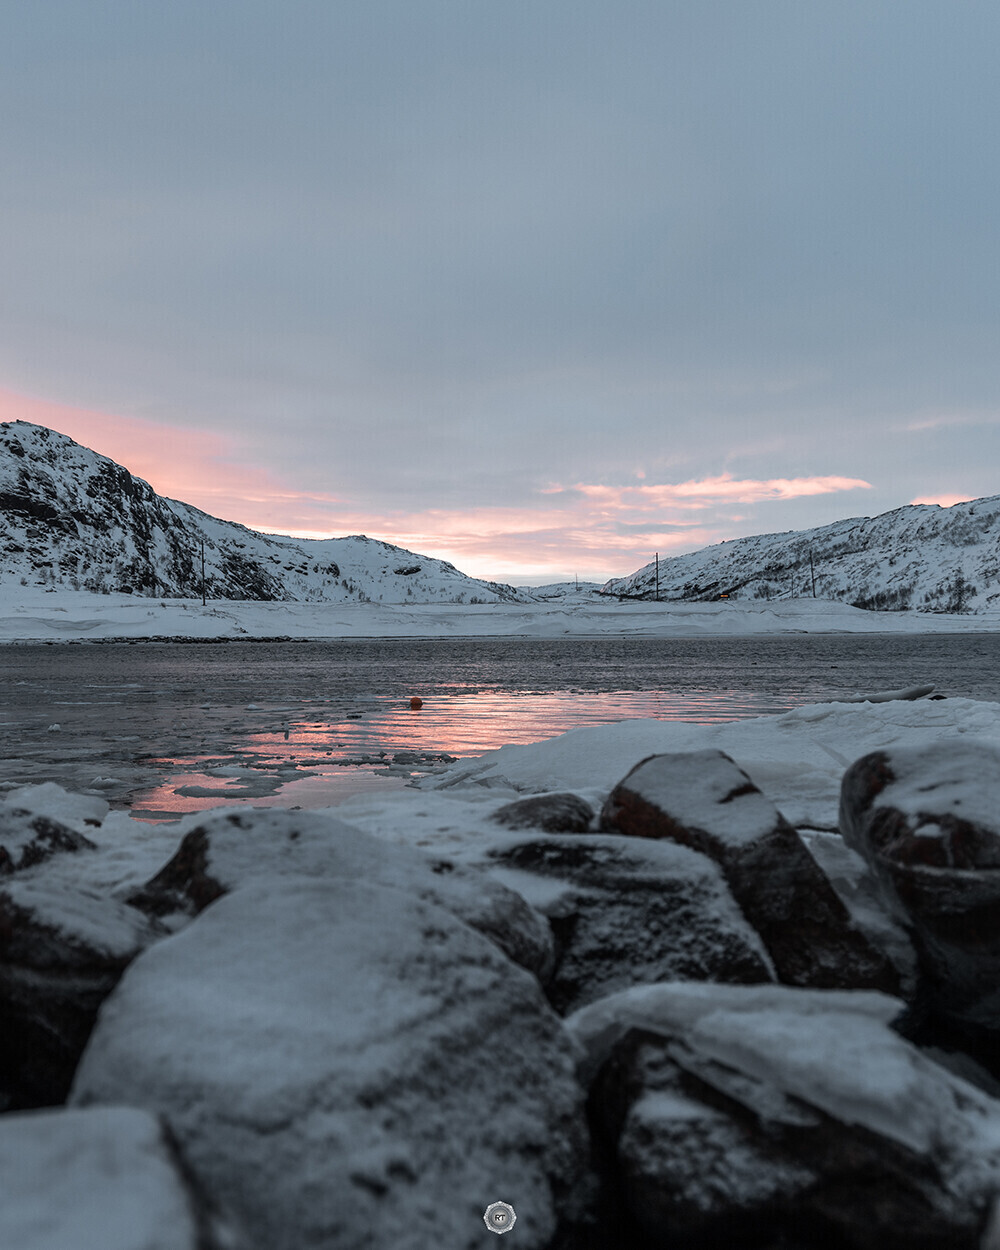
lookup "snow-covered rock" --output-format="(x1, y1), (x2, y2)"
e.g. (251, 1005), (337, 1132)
(71, 877), (590, 1250)
(840, 740), (1000, 1058)
(489, 791), (596, 833)
(0, 420), (524, 605)
(0, 873), (161, 1109)
(571, 981), (1000, 1248)
(126, 807), (554, 981)
(600, 750), (900, 993)
(481, 833), (774, 1014)
(1, 783), (109, 835)
(0, 1105), (244, 1250)
(0, 789), (164, 1108)
(607, 493), (1000, 613)
(0, 800), (97, 874)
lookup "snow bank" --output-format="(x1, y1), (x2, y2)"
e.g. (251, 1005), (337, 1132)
(1, 587), (999, 642)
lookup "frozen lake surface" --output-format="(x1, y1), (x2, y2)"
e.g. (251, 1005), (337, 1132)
(2, 634), (998, 819)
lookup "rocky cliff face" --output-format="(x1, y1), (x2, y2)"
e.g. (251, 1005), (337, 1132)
(0, 422), (524, 604)
(605, 496), (1000, 612)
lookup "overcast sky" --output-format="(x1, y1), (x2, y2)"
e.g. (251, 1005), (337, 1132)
(2, 1), (998, 583)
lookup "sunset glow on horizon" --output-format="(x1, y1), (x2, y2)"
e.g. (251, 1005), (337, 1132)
(0, 388), (881, 584)
(910, 493), (978, 509)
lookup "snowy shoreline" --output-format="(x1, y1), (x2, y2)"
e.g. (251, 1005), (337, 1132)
(4, 588), (1000, 643)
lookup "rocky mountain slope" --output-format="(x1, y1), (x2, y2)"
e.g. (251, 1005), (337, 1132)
(0, 421), (524, 604)
(605, 495), (1000, 612)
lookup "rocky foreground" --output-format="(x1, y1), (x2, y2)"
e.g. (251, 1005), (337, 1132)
(4, 743), (1000, 1248)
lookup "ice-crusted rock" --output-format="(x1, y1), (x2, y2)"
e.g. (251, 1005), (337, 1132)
(798, 829), (919, 995)
(482, 833), (774, 1014)
(490, 792), (596, 833)
(601, 750), (900, 993)
(126, 807), (554, 982)
(840, 740), (1000, 1053)
(0, 874), (161, 1109)
(570, 981), (1000, 1249)
(0, 1104), (244, 1250)
(71, 877), (590, 1250)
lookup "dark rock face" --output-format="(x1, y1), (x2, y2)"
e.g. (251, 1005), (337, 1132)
(840, 741), (1000, 1051)
(573, 982), (1000, 1250)
(601, 750), (900, 994)
(0, 880), (159, 1109)
(127, 808), (555, 982)
(491, 792), (596, 833)
(484, 834), (774, 1014)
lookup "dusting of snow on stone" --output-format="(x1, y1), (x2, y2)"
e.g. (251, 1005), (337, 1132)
(615, 749), (781, 847)
(873, 739), (1000, 844)
(71, 877), (587, 1250)
(566, 980), (1000, 1195)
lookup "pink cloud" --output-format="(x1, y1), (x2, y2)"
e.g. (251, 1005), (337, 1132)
(910, 493), (976, 508)
(566, 473), (872, 511)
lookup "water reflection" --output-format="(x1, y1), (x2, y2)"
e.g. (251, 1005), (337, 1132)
(126, 687), (790, 820)
(8, 632), (972, 822)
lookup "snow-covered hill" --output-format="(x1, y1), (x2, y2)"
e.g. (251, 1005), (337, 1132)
(0, 421), (525, 604)
(522, 581), (606, 602)
(605, 497), (1000, 613)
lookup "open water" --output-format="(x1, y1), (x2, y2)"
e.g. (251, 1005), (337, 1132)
(1, 633), (998, 819)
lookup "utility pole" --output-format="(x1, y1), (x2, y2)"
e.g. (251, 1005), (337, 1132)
(809, 550), (816, 598)
(200, 539), (206, 606)
(655, 552), (660, 602)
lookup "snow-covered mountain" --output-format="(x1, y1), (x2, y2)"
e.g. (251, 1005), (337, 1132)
(0, 421), (525, 604)
(604, 497), (1000, 612)
(523, 581), (606, 602)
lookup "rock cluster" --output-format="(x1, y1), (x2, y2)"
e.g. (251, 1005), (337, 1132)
(5, 740), (1000, 1248)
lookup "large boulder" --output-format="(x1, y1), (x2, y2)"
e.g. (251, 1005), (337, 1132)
(0, 1104), (245, 1249)
(840, 740), (1000, 1052)
(601, 750), (900, 993)
(71, 877), (590, 1250)
(569, 981), (1000, 1249)
(483, 833), (774, 1014)
(127, 807), (554, 982)
(0, 874), (160, 1109)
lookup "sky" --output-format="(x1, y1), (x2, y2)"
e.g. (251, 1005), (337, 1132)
(1, 1), (999, 585)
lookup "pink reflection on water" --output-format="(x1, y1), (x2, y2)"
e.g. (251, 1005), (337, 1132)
(127, 688), (786, 821)
(244, 689), (779, 758)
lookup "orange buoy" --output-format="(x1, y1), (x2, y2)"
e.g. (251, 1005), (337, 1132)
(410, 696), (423, 709)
